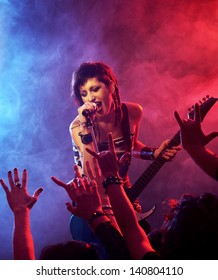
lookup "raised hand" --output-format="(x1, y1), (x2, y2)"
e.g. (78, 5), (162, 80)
(86, 132), (130, 178)
(0, 168), (43, 213)
(51, 165), (83, 202)
(66, 177), (102, 219)
(174, 103), (218, 148)
(51, 164), (103, 215)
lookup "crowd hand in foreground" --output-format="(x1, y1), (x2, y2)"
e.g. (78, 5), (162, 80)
(86, 137), (130, 178)
(0, 168), (43, 260)
(174, 103), (218, 181)
(86, 132), (156, 259)
(174, 103), (218, 149)
(51, 167), (103, 220)
(0, 168), (43, 213)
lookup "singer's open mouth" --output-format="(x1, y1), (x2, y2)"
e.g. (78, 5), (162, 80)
(95, 101), (102, 112)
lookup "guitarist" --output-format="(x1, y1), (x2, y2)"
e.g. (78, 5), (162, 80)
(69, 61), (181, 241)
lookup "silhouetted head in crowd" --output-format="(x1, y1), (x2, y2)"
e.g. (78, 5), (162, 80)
(40, 240), (99, 260)
(160, 192), (218, 259)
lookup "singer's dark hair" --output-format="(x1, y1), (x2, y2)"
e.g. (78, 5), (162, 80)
(71, 62), (121, 125)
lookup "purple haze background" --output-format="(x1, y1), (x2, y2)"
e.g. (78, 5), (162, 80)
(0, 0), (218, 259)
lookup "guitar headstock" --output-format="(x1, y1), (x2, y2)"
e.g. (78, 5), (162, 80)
(187, 95), (217, 122)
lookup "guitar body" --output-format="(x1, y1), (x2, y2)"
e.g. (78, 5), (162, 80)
(70, 215), (97, 243)
(70, 205), (156, 242)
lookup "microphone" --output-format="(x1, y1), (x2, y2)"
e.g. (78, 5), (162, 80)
(82, 103), (97, 117)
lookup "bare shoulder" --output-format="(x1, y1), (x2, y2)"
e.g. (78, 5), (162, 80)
(69, 116), (80, 138)
(123, 102), (143, 121)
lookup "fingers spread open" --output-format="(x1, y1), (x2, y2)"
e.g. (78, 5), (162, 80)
(92, 157), (101, 177)
(86, 160), (95, 179)
(76, 178), (86, 192)
(90, 180), (98, 194)
(194, 103), (200, 123)
(22, 169), (27, 190)
(174, 111), (183, 127)
(66, 202), (75, 214)
(119, 152), (131, 166)
(83, 176), (91, 192)
(86, 147), (98, 158)
(108, 132), (116, 155)
(0, 178), (9, 194)
(204, 132), (218, 146)
(74, 164), (82, 178)
(33, 187), (43, 200)
(8, 171), (15, 189)
(51, 176), (67, 188)
(14, 168), (20, 186)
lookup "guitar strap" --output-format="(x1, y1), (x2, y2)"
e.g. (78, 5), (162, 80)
(121, 103), (132, 154)
(120, 104), (147, 221)
(119, 103), (133, 178)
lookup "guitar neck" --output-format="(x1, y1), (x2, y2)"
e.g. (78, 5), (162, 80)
(126, 131), (181, 202)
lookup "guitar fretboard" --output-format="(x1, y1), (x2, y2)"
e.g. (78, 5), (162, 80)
(126, 131), (180, 202)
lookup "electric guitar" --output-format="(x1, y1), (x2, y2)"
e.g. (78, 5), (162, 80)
(125, 95), (218, 222)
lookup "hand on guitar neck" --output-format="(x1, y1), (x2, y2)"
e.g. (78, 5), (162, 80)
(153, 139), (181, 160)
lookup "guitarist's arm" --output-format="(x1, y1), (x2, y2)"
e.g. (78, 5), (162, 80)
(133, 139), (181, 161)
(175, 103), (218, 181)
(125, 102), (181, 160)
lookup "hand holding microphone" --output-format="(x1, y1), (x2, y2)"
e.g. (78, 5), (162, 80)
(78, 102), (97, 128)
(82, 102), (97, 117)
(78, 102), (99, 151)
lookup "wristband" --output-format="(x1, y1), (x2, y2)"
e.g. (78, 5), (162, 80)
(103, 176), (123, 191)
(102, 205), (114, 215)
(102, 205), (113, 210)
(140, 147), (157, 160)
(89, 211), (107, 224)
(78, 132), (93, 145)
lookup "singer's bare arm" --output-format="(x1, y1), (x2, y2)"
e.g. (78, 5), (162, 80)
(69, 116), (96, 174)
